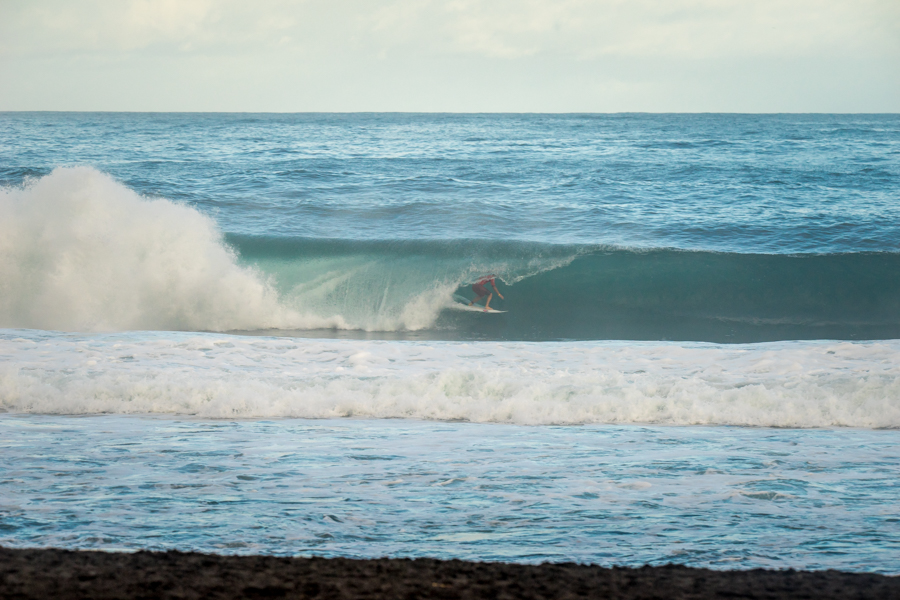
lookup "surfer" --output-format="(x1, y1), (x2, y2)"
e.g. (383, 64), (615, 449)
(469, 275), (504, 312)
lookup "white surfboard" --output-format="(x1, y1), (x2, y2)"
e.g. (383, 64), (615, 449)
(449, 294), (506, 313)
(449, 304), (506, 314)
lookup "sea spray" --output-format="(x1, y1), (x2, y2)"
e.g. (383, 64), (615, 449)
(0, 167), (306, 331)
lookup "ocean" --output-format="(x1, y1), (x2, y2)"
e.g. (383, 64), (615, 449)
(1, 113), (898, 572)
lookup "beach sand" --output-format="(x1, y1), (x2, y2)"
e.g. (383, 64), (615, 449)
(1, 547), (897, 599)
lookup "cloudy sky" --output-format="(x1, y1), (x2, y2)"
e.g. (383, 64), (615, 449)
(1, 0), (898, 112)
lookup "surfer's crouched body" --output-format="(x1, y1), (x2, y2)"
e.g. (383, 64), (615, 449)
(469, 276), (504, 312)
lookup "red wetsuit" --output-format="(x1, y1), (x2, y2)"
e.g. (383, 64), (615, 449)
(472, 277), (494, 297)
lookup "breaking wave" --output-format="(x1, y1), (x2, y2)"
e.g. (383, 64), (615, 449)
(4, 168), (900, 342)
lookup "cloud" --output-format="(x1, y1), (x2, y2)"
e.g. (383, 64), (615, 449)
(2, 0), (897, 60)
(0, 0), (897, 111)
(0, 0), (301, 56)
(362, 0), (900, 60)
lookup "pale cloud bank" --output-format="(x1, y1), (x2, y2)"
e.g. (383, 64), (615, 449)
(1, 0), (898, 111)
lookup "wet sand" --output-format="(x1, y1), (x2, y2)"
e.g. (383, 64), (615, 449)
(1, 547), (898, 599)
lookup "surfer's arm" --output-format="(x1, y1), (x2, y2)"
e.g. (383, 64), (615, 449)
(492, 280), (504, 300)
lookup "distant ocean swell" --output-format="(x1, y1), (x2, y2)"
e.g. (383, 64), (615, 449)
(2, 332), (899, 427)
(3, 167), (900, 342)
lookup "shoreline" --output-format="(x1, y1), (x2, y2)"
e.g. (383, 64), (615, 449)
(1, 547), (897, 599)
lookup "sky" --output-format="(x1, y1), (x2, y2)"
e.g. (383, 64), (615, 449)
(1, 0), (898, 112)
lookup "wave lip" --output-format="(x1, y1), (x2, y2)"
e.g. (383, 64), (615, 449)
(2, 331), (898, 428)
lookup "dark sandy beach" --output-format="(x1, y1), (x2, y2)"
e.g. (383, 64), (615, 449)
(1, 547), (897, 599)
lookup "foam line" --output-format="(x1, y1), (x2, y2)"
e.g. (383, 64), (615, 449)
(2, 331), (898, 428)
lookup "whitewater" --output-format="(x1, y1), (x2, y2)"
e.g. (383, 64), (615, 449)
(1, 113), (898, 572)
(3, 331), (900, 427)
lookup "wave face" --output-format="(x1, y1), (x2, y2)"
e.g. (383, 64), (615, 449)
(3, 168), (900, 342)
(232, 237), (900, 342)
(229, 235), (580, 335)
(3, 331), (898, 427)
(474, 248), (900, 343)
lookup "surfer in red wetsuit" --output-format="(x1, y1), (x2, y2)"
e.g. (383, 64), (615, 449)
(469, 275), (504, 312)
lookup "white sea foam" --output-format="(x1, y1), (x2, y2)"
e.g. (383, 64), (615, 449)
(2, 331), (898, 428)
(0, 167), (313, 331)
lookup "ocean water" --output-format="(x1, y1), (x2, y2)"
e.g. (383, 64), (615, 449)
(1, 113), (899, 572)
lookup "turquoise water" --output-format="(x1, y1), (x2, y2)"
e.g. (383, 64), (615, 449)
(2, 415), (898, 573)
(1, 113), (899, 571)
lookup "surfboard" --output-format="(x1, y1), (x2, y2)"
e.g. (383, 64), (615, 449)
(449, 304), (507, 314)
(450, 294), (506, 313)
